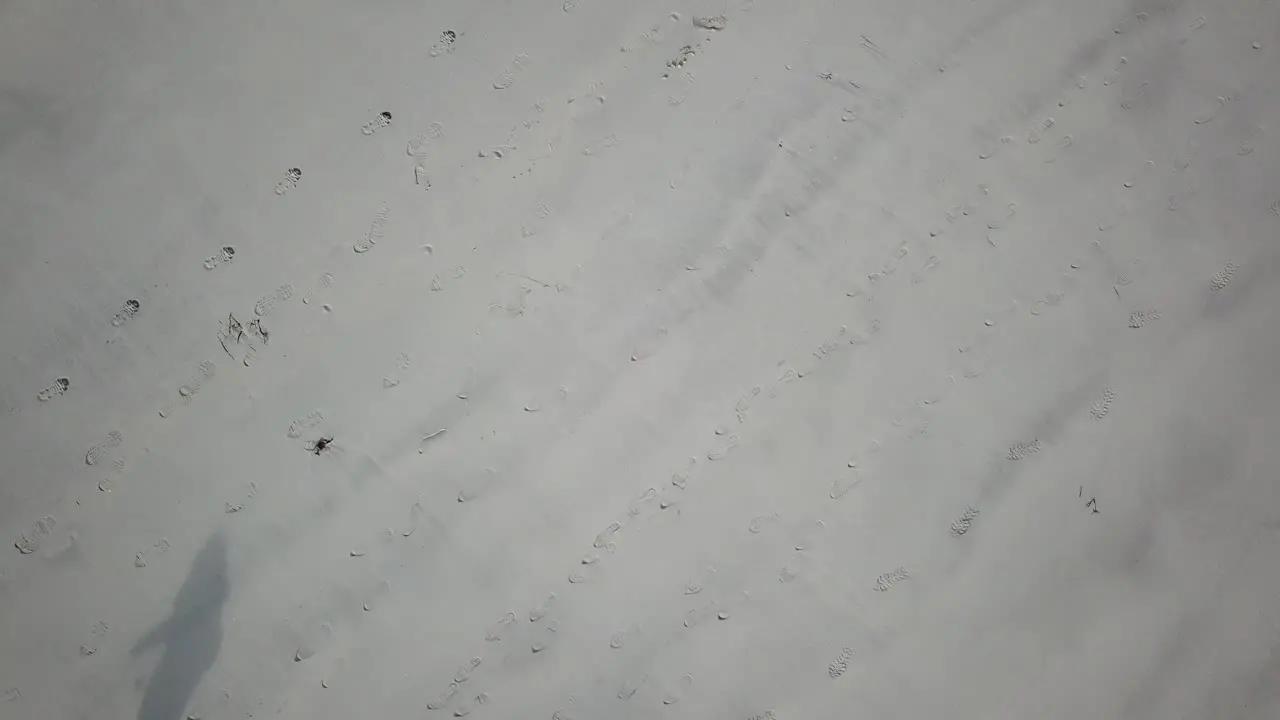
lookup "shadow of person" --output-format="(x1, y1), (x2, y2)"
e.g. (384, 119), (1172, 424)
(131, 531), (230, 720)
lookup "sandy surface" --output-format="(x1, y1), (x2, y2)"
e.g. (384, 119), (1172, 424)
(2, 0), (1280, 718)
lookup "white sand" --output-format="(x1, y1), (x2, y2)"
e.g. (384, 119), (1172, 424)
(2, 0), (1279, 717)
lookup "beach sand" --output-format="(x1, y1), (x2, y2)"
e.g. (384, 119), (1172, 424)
(2, 0), (1279, 718)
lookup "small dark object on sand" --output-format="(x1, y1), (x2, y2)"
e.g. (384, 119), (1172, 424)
(307, 436), (334, 455)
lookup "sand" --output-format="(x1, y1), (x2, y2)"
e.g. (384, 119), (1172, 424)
(2, 0), (1279, 718)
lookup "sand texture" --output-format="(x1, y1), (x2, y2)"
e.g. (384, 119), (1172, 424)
(2, 0), (1280, 718)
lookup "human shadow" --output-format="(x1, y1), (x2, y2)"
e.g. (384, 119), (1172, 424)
(131, 530), (229, 720)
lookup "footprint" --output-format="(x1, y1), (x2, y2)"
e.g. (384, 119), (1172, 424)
(363, 580), (391, 612)
(287, 410), (324, 439)
(1006, 439), (1043, 460)
(426, 682), (459, 710)
(950, 505), (980, 537)
(1090, 388), (1116, 420)
(873, 566), (910, 592)
(829, 471), (862, 500)
(453, 656), (483, 683)
(779, 553), (806, 583)
(531, 620), (560, 654)
(828, 645), (853, 678)
(626, 487), (659, 519)
(683, 600), (726, 628)
(593, 522), (621, 549)
(457, 468), (498, 503)
(529, 593), (556, 622)
(302, 273), (335, 305)
(484, 612), (517, 641)
(85, 430), (124, 466)
(274, 167), (302, 196)
(608, 625), (640, 650)
(792, 519), (824, 551)
(133, 538), (171, 568)
(568, 555), (601, 584)
(402, 501), (425, 537)
(36, 377), (71, 402)
(492, 54), (528, 90)
(407, 122), (446, 157)
(254, 293), (278, 318)
(294, 622), (333, 662)
(616, 675), (648, 700)
(707, 435), (739, 461)
(1210, 262), (1239, 291)
(1128, 309), (1162, 328)
(177, 360), (217, 402)
(224, 481), (258, 514)
(14, 516), (56, 554)
(748, 512), (780, 534)
(661, 674), (693, 705)
(203, 246), (236, 270)
(360, 111), (393, 136)
(110, 299), (142, 328)
(428, 30), (459, 58)
(735, 385), (762, 422)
